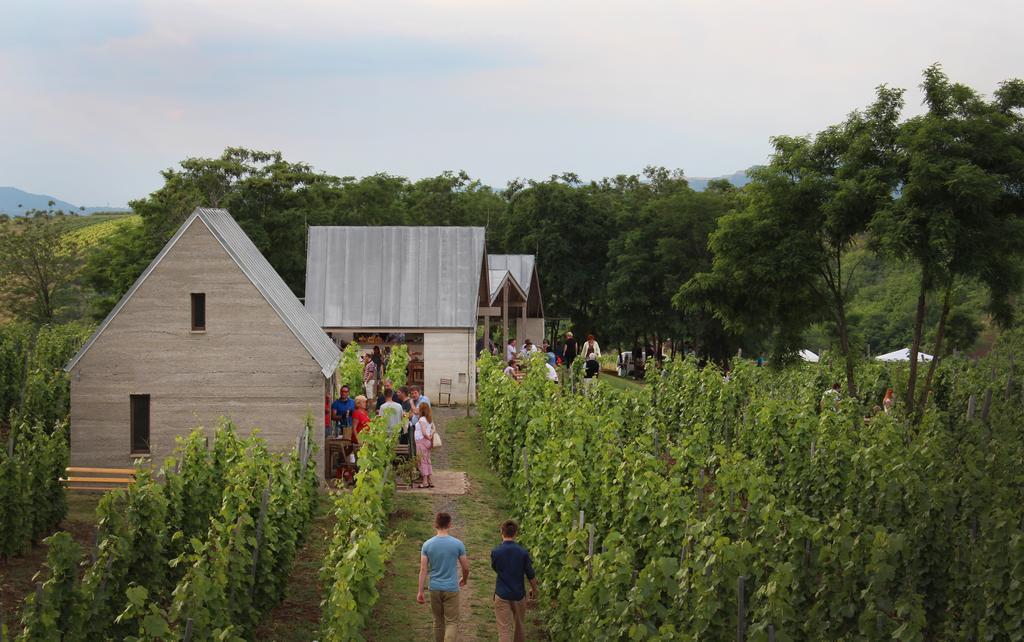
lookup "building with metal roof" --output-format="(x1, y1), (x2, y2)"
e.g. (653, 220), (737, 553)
(487, 254), (545, 348)
(304, 228), (546, 404)
(305, 226), (489, 404)
(66, 207), (339, 476)
(305, 226), (488, 330)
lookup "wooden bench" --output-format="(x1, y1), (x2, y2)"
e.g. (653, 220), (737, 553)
(61, 467), (136, 491)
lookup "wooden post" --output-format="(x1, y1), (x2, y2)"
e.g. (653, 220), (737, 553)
(502, 281), (509, 358)
(967, 395), (976, 421)
(737, 576), (746, 642)
(768, 625), (776, 642)
(579, 510), (585, 529)
(249, 481), (271, 598)
(982, 389), (992, 422)
(1006, 375), (1014, 401)
(698, 470), (705, 518)
(522, 447), (530, 493)
(587, 523), (595, 579)
(301, 430), (311, 471)
(183, 618), (194, 642)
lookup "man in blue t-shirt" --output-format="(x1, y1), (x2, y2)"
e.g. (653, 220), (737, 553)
(490, 520), (537, 642)
(418, 512), (469, 642)
(330, 385), (355, 437)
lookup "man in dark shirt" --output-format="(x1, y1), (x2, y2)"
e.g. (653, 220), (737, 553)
(395, 387), (414, 447)
(561, 331), (578, 368)
(490, 520), (537, 642)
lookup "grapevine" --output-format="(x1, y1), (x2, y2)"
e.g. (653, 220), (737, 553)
(478, 347), (1024, 640)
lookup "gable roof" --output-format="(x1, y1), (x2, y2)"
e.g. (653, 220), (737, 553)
(487, 254), (536, 297)
(66, 207), (341, 377)
(487, 269), (527, 305)
(488, 254), (543, 316)
(305, 226), (486, 329)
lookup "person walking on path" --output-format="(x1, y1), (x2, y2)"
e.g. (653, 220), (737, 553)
(491, 520), (537, 642)
(415, 402), (436, 488)
(418, 512), (470, 642)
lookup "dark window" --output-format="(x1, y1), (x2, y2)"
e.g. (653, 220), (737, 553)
(191, 293), (206, 331)
(130, 394), (150, 454)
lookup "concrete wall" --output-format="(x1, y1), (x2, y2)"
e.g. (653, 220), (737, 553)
(423, 330), (475, 404)
(70, 219), (326, 473)
(515, 317), (546, 348)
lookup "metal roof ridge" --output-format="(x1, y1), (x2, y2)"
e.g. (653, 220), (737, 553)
(66, 207), (340, 378)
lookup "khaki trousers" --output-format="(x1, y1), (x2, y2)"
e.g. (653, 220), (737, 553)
(493, 594), (527, 642)
(430, 590), (460, 642)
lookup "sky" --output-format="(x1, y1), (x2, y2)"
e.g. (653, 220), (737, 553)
(1, 0), (1022, 207)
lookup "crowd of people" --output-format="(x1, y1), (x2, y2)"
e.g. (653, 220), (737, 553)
(328, 379), (436, 487)
(498, 331), (603, 383)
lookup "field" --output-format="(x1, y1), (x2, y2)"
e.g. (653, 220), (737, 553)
(61, 212), (140, 247)
(478, 352), (1024, 640)
(5, 344), (1024, 640)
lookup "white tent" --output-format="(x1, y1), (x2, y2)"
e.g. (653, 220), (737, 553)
(875, 348), (933, 362)
(799, 349), (820, 363)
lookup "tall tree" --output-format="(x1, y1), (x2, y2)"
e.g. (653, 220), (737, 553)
(606, 170), (740, 355)
(0, 212), (83, 324)
(872, 65), (1024, 417)
(680, 86), (903, 392)
(500, 177), (613, 334)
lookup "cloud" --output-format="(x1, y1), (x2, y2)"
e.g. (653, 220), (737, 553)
(1, 0), (1023, 205)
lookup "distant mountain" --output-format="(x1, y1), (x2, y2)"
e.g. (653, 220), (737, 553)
(686, 169), (754, 192)
(0, 186), (130, 216)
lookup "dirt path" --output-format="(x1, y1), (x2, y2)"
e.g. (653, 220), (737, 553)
(366, 407), (547, 641)
(255, 497), (333, 641)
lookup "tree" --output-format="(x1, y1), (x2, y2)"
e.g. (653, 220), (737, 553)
(680, 86), (903, 392)
(605, 169), (740, 357)
(0, 212), (83, 323)
(499, 177), (613, 334)
(872, 65), (1024, 417)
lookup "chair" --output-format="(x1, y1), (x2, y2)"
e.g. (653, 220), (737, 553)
(438, 378), (452, 406)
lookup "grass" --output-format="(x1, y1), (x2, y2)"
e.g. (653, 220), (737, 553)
(0, 493), (101, 634)
(366, 414), (548, 641)
(599, 371), (646, 393)
(365, 494), (437, 641)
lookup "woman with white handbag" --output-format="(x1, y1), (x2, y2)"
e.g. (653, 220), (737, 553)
(415, 402), (438, 488)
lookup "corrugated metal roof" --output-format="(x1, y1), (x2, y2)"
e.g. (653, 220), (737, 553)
(487, 269), (527, 305)
(66, 208), (341, 378)
(488, 255), (536, 297)
(305, 226), (487, 329)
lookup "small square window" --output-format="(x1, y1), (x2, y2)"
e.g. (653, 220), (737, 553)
(191, 293), (206, 331)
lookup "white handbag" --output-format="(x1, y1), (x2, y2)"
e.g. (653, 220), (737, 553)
(430, 422), (442, 448)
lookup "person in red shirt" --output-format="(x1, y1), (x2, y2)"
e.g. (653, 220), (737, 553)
(352, 395), (371, 443)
